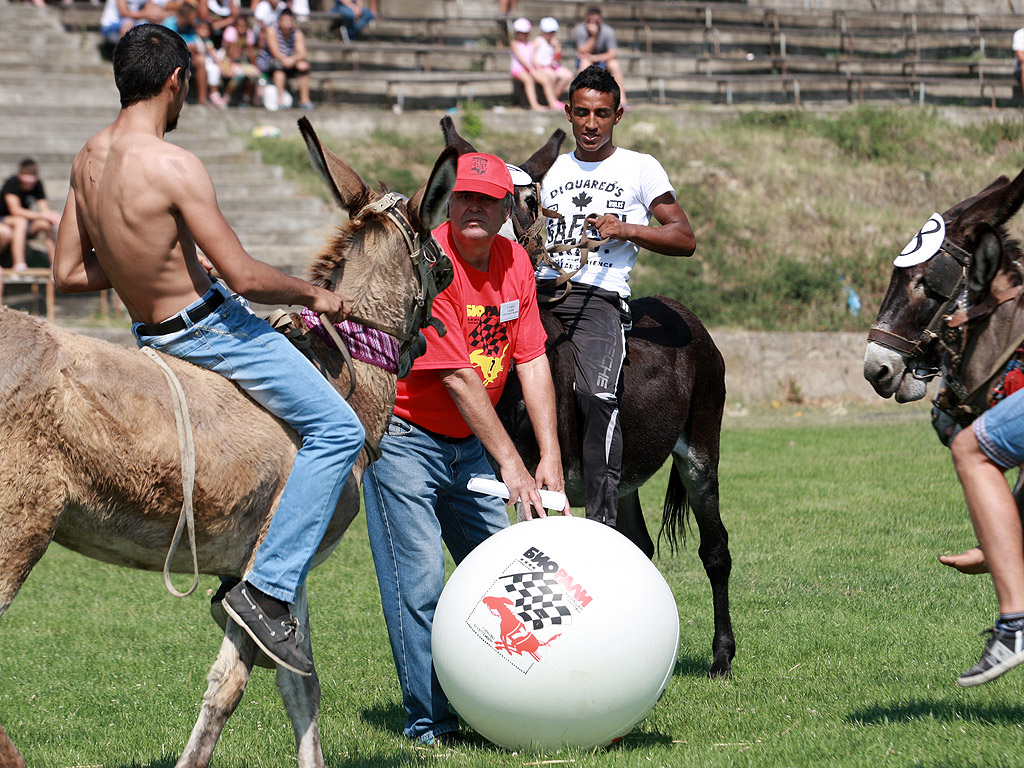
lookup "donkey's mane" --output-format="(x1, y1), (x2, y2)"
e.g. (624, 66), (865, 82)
(305, 191), (406, 311)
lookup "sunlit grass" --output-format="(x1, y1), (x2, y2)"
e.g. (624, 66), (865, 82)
(3, 412), (1022, 767)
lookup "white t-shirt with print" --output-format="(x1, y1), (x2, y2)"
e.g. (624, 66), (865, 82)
(538, 147), (675, 297)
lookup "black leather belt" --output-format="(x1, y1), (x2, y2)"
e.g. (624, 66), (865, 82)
(138, 289), (225, 336)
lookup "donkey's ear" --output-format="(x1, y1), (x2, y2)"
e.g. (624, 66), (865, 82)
(955, 166), (1024, 234)
(298, 117), (372, 214)
(519, 128), (567, 183)
(439, 116), (476, 155)
(408, 146), (458, 234)
(968, 225), (1003, 303)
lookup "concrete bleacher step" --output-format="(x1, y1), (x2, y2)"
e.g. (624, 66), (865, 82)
(0, 2), (335, 281)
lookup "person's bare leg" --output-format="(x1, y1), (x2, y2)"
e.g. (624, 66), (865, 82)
(193, 49), (209, 104)
(534, 69), (559, 107)
(952, 428), (1024, 613)
(29, 219), (55, 264)
(273, 69), (287, 103)
(605, 57), (628, 106)
(514, 71), (544, 111)
(297, 71), (310, 104)
(7, 217), (28, 270)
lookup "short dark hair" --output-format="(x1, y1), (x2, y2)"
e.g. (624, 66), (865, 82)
(113, 23), (191, 109)
(585, 6), (602, 18)
(568, 64), (620, 110)
(18, 158), (38, 174)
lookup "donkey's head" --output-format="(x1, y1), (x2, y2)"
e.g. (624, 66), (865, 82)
(864, 167), (1024, 402)
(299, 118), (457, 378)
(439, 116), (566, 263)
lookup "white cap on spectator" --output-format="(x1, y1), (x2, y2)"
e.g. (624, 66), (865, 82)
(540, 17), (559, 33)
(513, 17), (532, 34)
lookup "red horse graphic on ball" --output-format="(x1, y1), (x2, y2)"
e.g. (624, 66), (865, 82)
(483, 596), (561, 662)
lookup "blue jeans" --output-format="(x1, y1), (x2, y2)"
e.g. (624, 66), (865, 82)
(133, 282), (365, 603)
(975, 387), (1024, 470)
(332, 2), (375, 38)
(362, 414), (510, 742)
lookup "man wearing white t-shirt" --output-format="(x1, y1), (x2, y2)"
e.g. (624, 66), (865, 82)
(1013, 28), (1024, 96)
(538, 64), (695, 527)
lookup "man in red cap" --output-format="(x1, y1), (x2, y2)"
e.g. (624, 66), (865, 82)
(362, 152), (569, 745)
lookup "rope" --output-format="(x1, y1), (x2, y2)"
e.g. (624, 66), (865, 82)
(141, 346), (200, 599)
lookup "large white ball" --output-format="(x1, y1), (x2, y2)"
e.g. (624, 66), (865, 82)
(432, 515), (679, 750)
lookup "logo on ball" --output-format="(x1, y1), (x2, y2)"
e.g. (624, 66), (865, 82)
(465, 546), (593, 673)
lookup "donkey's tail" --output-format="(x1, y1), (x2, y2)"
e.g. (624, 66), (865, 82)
(657, 464), (690, 556)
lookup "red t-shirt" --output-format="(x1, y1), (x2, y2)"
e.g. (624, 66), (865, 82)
(394, 221), (548, 438)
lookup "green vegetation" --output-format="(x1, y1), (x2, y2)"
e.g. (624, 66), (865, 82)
(250, 107), (1024, 332)
(5, 411), (1022, 767)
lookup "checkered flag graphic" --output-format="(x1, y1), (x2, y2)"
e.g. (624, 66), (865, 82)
(502, 572), (572, 631)
(467, 307), (507, 356)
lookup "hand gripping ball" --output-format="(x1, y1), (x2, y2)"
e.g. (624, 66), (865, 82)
(432, 516), (679, 750)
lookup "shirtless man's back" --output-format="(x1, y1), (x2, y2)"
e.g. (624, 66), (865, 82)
(53, 23), (365, 677)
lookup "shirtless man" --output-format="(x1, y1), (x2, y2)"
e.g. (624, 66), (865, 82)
(53, 23), (365, 677)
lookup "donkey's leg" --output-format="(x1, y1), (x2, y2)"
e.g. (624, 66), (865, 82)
(616, 490), (654, 558)
(0, 480), (63, 618)
(673, 428), (734, 678)
(175, 622), (258, 768)
(0, 723), (27, 768)
(0, 478), (64, 768)
(275, 587), (324, 768)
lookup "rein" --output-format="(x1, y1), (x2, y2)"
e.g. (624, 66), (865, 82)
(512, 187), (610, 304)
(332, 192), (449, 345)
(867, 237), (972, 372)
(934, 283), (1024, 425)
(141, 346), (200, 599)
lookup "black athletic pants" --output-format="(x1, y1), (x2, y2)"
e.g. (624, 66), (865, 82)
(543, 285), (630, 527)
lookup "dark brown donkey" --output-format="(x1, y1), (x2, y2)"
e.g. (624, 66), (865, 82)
(864, 168), (1024, 562)
(864, 167), (1024, 440)
(441, 118), (734, 677)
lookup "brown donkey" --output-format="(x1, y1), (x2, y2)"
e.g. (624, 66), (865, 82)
(0, 120), (457, 768)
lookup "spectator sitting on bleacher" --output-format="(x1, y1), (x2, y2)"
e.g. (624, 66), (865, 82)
(163, 0), (213, 106)
(330, 0), (375, 42)
(1013, 26), (1024, 99)
(257, 8), (313, 110)
(136, 0), (179, 26)
(1, 159), (60, 272)
(533, 16), (571, 108)
(510, 18), (551, 112)
(573, 6), (629, 110)
(197, 20), (230, 107)
(221, 15), (260, 106)
(498, 0), (515, 19)
(99, 0), (147, 45)
(253, 0), (287, 35)
(199, 0), (238, 48)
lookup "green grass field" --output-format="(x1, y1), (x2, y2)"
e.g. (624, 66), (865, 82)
(3, 409), (1022, 768)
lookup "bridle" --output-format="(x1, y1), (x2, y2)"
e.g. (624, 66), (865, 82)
(934, 278), (1024, 426)
(510, 182), (611, 303)
(866, 236), (972, 379)
(325, 192), (452, 379)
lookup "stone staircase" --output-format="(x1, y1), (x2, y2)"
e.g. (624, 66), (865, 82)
(0, 0), (334, 330)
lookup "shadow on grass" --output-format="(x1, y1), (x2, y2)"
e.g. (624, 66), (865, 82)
(673, 653), (717, 678)
(848, 698), (1024, 726)
(358, 703), (676, 754)
(112, 752), (420, 768)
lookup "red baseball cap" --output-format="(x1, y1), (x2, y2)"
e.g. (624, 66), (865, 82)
(454, 153), (514, 199)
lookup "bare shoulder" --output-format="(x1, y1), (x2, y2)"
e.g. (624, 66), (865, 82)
(127, 137), (213, 200)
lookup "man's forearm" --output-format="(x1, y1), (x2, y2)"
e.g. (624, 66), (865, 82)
(517, 356), (561, 462)
(442, 368), (521, 467)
